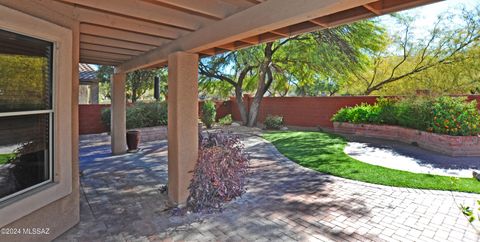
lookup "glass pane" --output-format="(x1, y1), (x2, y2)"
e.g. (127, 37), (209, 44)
(0, 29), (53, 112)
(0, 114), (50, 199)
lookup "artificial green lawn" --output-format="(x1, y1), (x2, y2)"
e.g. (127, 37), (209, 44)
(263, 131), (480, 194)
(0, 153), (14, 165)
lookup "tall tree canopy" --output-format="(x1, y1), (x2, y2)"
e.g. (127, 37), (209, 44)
(199, 20), (388, 126)
(343, 5), (480, 95)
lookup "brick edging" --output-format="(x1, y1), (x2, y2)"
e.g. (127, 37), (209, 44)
(333, 122), (480, 157)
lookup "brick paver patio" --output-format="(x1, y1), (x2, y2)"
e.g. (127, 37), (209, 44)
(56, 128), (480, 242)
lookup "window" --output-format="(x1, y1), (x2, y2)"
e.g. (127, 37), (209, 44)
(0, 29), (53, 201)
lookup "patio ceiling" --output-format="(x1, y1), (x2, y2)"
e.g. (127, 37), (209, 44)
(12, 0), (440, 72)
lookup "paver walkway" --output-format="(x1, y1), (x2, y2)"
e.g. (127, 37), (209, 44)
(56, 128), (480, 242)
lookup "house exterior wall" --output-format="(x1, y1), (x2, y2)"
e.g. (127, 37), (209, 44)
(0, 4), (79, 242)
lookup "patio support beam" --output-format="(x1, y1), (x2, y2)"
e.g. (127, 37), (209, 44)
(167, 51), (199, 204)
(117, 0), (378, 72)
(111, 72), (127, 155)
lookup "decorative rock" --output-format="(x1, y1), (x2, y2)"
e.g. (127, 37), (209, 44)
(473, 171), (480, 181)
(231, 122), (241, 127)
(280, 126), (289, 131)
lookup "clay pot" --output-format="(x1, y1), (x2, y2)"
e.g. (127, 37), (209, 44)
(126, 130), (140, 151)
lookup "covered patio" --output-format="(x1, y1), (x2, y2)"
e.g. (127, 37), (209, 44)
(0, 0), (449, 241)
(56, 127), (478, 241)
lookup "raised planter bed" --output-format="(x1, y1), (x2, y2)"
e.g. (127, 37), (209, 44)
(131, 126), (167, 143)
(333, 122), (480, 157)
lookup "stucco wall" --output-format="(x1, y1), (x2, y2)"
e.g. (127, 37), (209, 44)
(0, 3), (79, 242)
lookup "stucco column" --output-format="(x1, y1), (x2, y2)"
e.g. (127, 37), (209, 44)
(167, 51), (199, 204)
(111, 72), (127, 155)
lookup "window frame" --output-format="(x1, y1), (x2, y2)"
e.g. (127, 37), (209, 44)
(0, 5), (73, 228)
(0, 30), (55, 202)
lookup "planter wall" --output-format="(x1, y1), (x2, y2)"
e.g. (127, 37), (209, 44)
(133, 126), (168, 143)
(333, 122), (480, 157)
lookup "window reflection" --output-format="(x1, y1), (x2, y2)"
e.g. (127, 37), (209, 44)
(0, 29), (53, 201)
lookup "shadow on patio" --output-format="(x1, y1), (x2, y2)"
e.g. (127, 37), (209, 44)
(56, 128), (478, 242)
(55, 128), (374, 241)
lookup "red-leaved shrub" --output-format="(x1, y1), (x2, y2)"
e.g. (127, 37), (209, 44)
(187, 132), (249, 212)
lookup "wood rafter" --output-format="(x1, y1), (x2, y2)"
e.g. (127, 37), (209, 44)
(363, 3), (382, 15)
(80, 34), (157, 51)
(58, 0), (214, 30)
(80, 43), (144, 56)
(149, 0), (240, 19)
(80, 23), (169, 46)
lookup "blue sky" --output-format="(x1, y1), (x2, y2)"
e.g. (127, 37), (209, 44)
(377, 0), (478, 38)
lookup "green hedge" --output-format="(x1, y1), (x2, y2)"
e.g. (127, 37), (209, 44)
(101, 101), (167, 130)
(201, 100), (216, 128)
(331, 97), (480, 136)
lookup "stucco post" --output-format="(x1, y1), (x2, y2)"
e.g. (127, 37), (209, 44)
(111, 72), (127, 155)
(167, 51), (199, 204)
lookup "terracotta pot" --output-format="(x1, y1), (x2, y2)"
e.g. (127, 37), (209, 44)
(126, 130), (140, 151)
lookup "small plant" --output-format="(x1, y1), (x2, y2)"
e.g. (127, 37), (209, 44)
(218, 114), (233, 125)
(460, 200), (480, 232)
(264, 115), (284, 130)
(201, 101), (216, 129)
(187, 132), (249, 213)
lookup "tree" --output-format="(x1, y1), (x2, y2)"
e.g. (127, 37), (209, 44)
(200, 20), (387, 126)
(96, 66), (167, 103)
(346, 6), (480, 95)
(373, 45), (480, 96)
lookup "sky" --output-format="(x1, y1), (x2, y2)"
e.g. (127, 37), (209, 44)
(377, 0), (478, 38)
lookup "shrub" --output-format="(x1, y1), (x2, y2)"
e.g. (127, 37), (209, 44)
(187, 132), (249, 212)
(393, 97), (434, 130)
(219, 114), (233, 125)
(376, 97), (397, 124)
(332, 103), (382, 124)
(101, 101), (168, 130)
(264, 115), (284, 130)
(201, 101), (216, 129)
(331, 96), (480, 136)
(430, 97), (480, 136)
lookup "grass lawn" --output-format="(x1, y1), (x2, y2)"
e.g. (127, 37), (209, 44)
(263, 131), (480, 194)
(0, 153), (14, 165)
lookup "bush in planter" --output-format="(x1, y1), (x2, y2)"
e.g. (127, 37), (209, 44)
(101, 101), (168, 130)
(264, 115), (284, 129)
(331, 96), (480, 136)
(393, 97), (434, 130)
(218, 114), (233, 125)
(430, 97), (480, 136)
(332, 103), (380, 124)
(187, 132), (249, 212)
(201, 100), (216, 129)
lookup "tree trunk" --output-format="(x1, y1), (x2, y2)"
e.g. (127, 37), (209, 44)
(246, 44), (274, 127)
(132, 88), (137, 103)
(234, 86), (248, 125)
(247, 95), (262, 127)
(247, 64), (269, 127)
